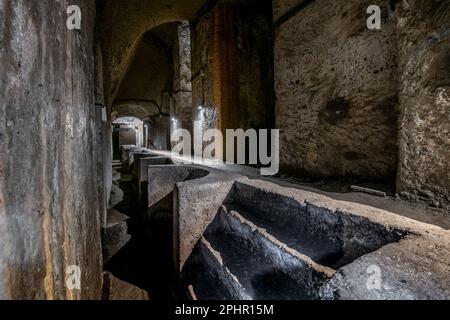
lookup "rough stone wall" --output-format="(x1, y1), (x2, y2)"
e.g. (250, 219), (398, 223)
(172, 21), (193, 132)
(396, 0), (450, 205)
(114, 29), (174, 118)
(274, 0), (399, 180)
(0, 0), (103, 299)
(191, 1), (275, 133)
(96, 0), (207, 107)
(235, 2), (275, 130)
(191, 11), (216, 130)
(148, 116), (171, 150)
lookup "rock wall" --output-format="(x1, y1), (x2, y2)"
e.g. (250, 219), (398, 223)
(273, 0), (450, 203)
(148, 116), (171, 150)
(172, 21), (193, 132)
(274, 0), (399, 180)
(96, 0), (207, 107)
(0, 0), (103, 299)
(94, 43), (111, 230)
(396, 0), (450, 205)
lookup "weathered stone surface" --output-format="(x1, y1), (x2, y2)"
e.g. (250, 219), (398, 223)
(198, 206), (334, 299)
(121, 145), (136, 164)
(0, 0), (103, 299)
(237, 179), (450, 299)
(137, 156), (172, 200)
(172, 21), (193, 131)
(112, 23), (178, 121)
(174, 167), (244, 271)
(190, 1), (274, 136)
(273, 0), (306, 21)
(112, 168), (121, 185)
(183, 177), (450, 300)
(101, 210), (131, 264)
(147, 116), (171, 151)
(182, 237), (253, 300)
(109, 184), (124, 208)
(139, 157), (172, 183)
(1, 0), (448, 302)
(147, 165), (207, 208)
(103, 272), (149, 300)
(128, 150), (153, 167)
(396, 0), (450, 205)
(320, 235), (450, 300)
(274, 0), (399, 180)
(97, 0), (207, 107)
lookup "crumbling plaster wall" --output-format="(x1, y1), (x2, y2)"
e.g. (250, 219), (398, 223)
(273, 0), (450, 204)
(0, 0), (103, 299)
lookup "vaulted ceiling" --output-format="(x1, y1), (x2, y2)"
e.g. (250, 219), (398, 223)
(96, 0), (212, 108)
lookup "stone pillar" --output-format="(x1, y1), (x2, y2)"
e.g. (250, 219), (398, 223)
(396, 0), (450, 205)
(173, 21), (193, 132)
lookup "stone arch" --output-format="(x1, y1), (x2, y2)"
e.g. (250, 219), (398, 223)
(97, 0), (208, 107)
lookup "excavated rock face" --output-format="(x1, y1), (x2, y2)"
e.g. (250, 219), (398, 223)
(102, 272), (149, 300)
(396, 0), (450, 205)
(182, 179), (450, 300)
(96, 0), (207, 107)
(273, 0), (450, 205)
(190, 1), (274, 134)
(274, 0), (399, 180)
(113, 23), (178, 120)
(0, 0), (103, 299)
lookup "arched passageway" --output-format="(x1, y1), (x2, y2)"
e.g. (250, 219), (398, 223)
(0, 0), (449, 302)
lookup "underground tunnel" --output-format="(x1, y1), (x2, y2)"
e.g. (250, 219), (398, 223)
(0, 0), (450, 307)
